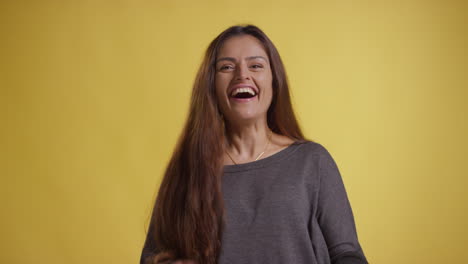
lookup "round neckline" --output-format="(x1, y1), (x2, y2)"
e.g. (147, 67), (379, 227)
(223, 141), (306, 173)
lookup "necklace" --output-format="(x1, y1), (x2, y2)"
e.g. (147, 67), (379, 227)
(225, 129), (273, 165)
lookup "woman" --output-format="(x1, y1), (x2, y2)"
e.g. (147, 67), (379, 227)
(140, 24), (368, 264)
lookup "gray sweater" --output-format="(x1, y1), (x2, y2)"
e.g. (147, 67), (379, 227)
(140, 141), (368, 264)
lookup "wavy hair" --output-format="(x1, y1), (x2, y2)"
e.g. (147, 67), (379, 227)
(144, 24), (308, 264)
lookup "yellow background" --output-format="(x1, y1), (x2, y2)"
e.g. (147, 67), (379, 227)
(2, 0), (467, 263)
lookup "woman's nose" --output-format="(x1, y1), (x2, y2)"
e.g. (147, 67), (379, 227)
(235, 64), (250, 80)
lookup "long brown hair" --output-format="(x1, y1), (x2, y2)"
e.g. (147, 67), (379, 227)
(145, 24), (308, 264)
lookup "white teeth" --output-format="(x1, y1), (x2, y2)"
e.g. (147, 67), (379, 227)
(231, 87), (256, 97)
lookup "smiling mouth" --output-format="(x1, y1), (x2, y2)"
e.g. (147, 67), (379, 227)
(230, 87), (258, 98)
(231, 91), (257, 99)
(229, 94), (258, 103)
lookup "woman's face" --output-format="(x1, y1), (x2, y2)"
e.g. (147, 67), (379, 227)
(215, 35), (273, 125)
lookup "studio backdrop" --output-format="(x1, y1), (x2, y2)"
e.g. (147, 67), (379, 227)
(1, 1), (467, 263)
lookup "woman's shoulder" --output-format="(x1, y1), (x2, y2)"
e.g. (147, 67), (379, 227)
(293, 139), (327, 152)
(290, 139), (336, 162)
(271, 135), (326, 152)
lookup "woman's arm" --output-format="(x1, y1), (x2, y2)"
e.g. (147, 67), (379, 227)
(140, 226), (197, 264)
(316, 146), (368, 264)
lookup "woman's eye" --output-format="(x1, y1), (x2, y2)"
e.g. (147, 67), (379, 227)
(220, 65), (233, 70)
(219, 64), (263, 71)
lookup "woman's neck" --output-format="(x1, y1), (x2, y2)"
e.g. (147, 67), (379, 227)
(224, 123), (272, 161)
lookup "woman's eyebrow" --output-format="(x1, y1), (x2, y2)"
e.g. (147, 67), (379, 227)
(216, 56), (268, 64)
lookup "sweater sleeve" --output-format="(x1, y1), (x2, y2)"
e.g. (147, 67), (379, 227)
(316, 146), (368, 264)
